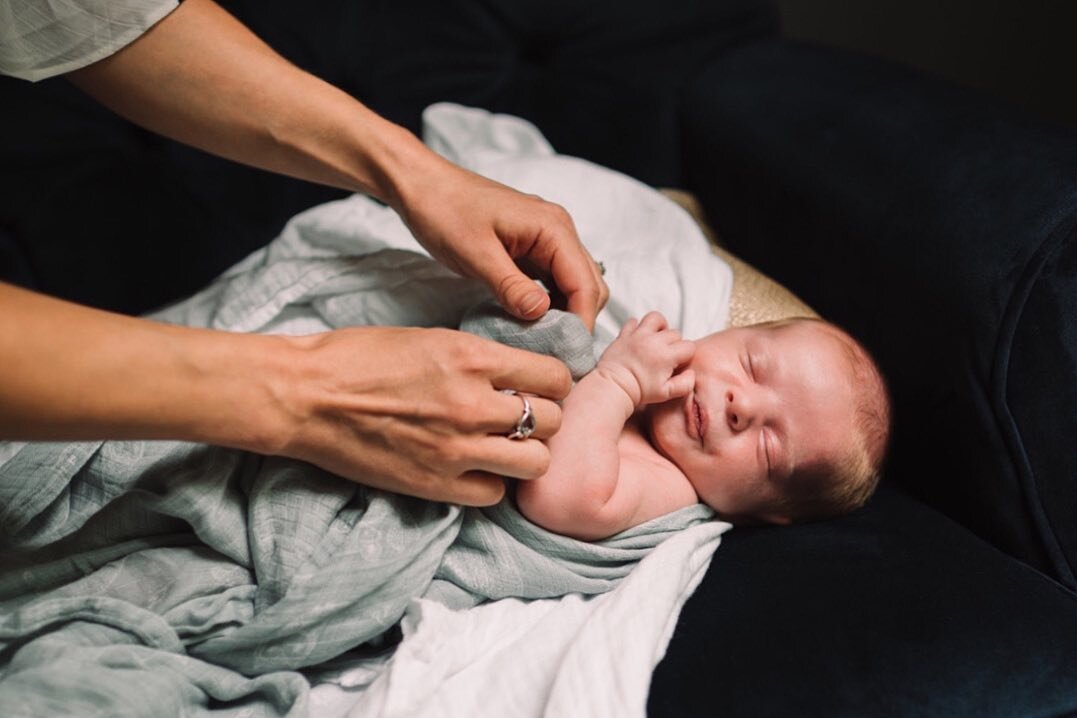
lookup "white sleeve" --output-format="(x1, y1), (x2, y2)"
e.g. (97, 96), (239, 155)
(0, 0), (179, 81)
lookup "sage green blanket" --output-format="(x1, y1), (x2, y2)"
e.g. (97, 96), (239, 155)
(0, 259), (711, 717)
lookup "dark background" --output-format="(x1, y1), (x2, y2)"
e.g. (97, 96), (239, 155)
(778, 0), (1077, 131)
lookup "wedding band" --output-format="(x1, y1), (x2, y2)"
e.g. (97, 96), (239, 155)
(597, 260), (606, 276)
(502, 390), (536, 440)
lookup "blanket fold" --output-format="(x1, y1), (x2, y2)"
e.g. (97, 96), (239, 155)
(0, 103), (731, 717)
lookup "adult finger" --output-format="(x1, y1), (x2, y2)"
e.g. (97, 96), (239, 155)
(447, 471), (509, 507)
(480, 243), (552, 321)
(486, 392), (562, 441)
(550, 244), (609, 332)
(487, 343), (572, 401)
(505, 201), (606, 331)
(466, 435), (552, 480)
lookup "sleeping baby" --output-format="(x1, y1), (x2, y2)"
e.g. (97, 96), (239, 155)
(514, 311), (891, 541)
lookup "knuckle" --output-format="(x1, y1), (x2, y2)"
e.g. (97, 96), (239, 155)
(444, 334), (491, 373)
(438, 437), (470, 467)
(447, 388), (484, 421)
(546, 202), (572, 225)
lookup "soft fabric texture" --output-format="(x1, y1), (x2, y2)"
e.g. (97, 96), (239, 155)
(335, 517), (724, 717)
(460, 301), (597, 381)
(5, 1), (1077, 713)
(0, 0), (179, 81)
(651, 484), (1077, 717)
(0, 104), (733, 716)
(682, 38), (1077, 589)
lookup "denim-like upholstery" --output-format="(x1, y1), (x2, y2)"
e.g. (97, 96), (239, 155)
(651, 486), (1077, 717)
(3, 2), (1077, 715)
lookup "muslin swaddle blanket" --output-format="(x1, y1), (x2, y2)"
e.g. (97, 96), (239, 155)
(0, 103), (732, 717)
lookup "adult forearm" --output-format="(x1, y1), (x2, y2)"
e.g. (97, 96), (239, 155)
(1, 282), (572, 506)
(66, 0), (428, 206)
(0, 282), (292, 450)
(64, 0), (609, 330)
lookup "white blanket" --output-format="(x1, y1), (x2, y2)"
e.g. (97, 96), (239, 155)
(325, 524), (725, 718)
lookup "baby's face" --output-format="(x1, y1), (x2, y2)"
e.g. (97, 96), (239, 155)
(646, 320), (857, 523)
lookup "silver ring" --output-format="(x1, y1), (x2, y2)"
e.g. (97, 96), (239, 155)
(597, 260), (606, 276)
(502, 390), (536, 440)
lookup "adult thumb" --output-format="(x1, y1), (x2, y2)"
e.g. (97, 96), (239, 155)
(489, 264), (551, 321)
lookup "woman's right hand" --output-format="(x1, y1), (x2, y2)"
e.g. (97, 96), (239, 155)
(0, 284), (567, 506)
(266, 326), (572, 506)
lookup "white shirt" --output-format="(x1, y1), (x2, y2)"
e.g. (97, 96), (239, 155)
(0, 0), (178, 81)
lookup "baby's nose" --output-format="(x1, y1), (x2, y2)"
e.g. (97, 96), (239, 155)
(725, 389), (756, 431)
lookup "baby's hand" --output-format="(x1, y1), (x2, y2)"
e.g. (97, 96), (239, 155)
(597, 312), (696, 407)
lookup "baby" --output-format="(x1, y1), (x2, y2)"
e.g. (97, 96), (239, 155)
(516, 311), (891, 541)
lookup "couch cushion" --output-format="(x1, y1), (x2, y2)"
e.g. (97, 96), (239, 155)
(681, 39), (1077, 588)
(0, 0), (778, 314)
(223, 0), (778, 189)
(649, 485), (1077, 717)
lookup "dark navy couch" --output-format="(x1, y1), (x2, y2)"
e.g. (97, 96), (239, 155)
(3, 2), (1076, 714)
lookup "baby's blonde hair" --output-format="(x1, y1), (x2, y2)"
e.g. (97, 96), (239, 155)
(770, 319), (892, 522)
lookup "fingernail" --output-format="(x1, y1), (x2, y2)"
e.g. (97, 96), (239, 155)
(519, 292), (546, 316)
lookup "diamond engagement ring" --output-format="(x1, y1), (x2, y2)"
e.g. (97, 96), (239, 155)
(502, 390), (536, 440)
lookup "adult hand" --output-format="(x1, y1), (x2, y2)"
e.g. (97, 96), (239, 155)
(391, 155), (610, 331)
(271, 326), (572, 506)
(66, 0), (609, 333)
(0, 284), (569, 507)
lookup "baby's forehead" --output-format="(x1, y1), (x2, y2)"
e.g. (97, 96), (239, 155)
(774, 319), (857, 356)
(707, 318), (836, 347)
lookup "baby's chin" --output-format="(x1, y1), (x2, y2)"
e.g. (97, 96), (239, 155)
(641, 403), (666, 444)
(643, 403), (685, 465)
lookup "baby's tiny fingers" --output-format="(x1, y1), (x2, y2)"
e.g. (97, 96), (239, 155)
(638, 311), (668, 332)
(618, 317), (639, 336)
(671, 339), (696, 365)
(661, 328), (682, 342)
(666, 368), (695, 398)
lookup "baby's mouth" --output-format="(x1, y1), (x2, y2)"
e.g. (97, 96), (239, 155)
(692, 397), (705, 447)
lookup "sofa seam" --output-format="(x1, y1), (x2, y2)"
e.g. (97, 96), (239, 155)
(991, 200), (1077, 588)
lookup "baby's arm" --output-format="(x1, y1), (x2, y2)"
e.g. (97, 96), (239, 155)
(516, 312), (695, 541)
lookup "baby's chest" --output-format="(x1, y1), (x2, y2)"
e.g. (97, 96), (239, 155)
(619, 422), (697, 495)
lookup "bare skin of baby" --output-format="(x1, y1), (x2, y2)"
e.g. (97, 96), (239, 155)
(516, 312), (864, 540)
